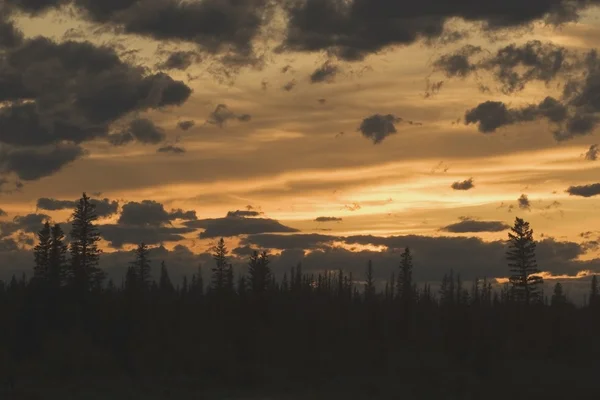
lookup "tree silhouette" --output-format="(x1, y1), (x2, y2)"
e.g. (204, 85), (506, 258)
(506, 217), (543, 305)
(551, 282), (568, 307)
(247, 250), (272, 296)
(68, 193), (104, 293)
(130, 242), (152, 290)
(158, 261), (174, 294)
(33, 221), (51, 283)
(48, 224), (68, 289)
(397, 247), (414, 307)
(364, 260), (376, 301)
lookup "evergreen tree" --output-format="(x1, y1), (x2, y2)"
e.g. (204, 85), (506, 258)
(159, 261), (174, 294)
(397, 247), (414, 306)
(551, 282), (568, 307)
(210, 238), (229, 294)
(364, 260), (376, 301)
(48, 224), (68, 288)
(247, 250), (272, 296)
(590, 275), (599, 308)
(68, 192), (104, 292)
(33, 221), (51, 283)
(130, 242), (151, 290)
(506, 217), (543, 305)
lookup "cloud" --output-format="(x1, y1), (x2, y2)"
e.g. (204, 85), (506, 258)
(279, 1), (585, 61)
(282, 79), (296, 91)
(184, 213), (299, 239)
(157, 51), (200, 70)
(72, 0), (274, 67)
(109, 118), (166, 146)
(566, 183), (600, 197)
(177, 120), (195, 131)
(433, 45), (482, 78)
(309, 61), (339, 83)
(157, 145), (186, 154)
(0, 213), (51, 238)
(99, 225), (196, 248)
(117, 200), (196, 227)
(585, 144), (599, 161)
(206, 104), (251, 128)
(240, 233), (339, 250)
(518, 194), (531, 210)
(451, 178), (474, 191)
(36, 197), (119, 218)
(464, 97), (567, 134)
(440, 217), (510, 233)
(315, 216), (343, 222)
(0, 144), (86, 181)
(0, 208), (6, 217)
(226, 210), (262, 218)
(357, 114), (401, 144)
(0, 37), (191, 147)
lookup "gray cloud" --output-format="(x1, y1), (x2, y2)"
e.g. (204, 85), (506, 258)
(440, 217), (510, 233)
(206, 104), (251, 128)
(157, 145), (186, 154)
(315, 216), (343, 222)
(118, 200), (196, 227)
(177, 120), (195, 131)
(309, 61), (339, 83)
(282, 79), (296, 91)
(157, 51), (200, 70)
(109, 118), (166, 146)
(185, 214), (299, 239)
(279, 1), (586, 62)
(451, 178), (474, 191)
(36, 197), (119, 218)
(433, 45), (482, 78)
(585, 144), (599, 161)
(566, 183), (600, 197)
(357, 114), (401, 144)
(0, 144), (86, 181)
(0, 212), (51, 238)
(518, 194), (531, 210)
(226, 210), (262, 218)
(99, 225), (196, 248)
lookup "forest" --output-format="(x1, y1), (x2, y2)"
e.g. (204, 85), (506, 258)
(1, 193), (599, 399)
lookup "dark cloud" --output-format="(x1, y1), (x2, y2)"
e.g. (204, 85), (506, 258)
(279, 0), (586, 61)
(315, 216), (343, 222)
(226, 210), (262, 218)
(0, 209), (6, 217)
(451, 178), (474, 191)
(0, 144), (86, 181)
(109, 118), (166, 146)
(118, 200), (195, 226)
(518, 194), (531, 210)
(0, 213), (50, 238)
(357, 114), (401, 144)
(433, 45), (482, 78)
(157, 51), (200, 71)
(99, 224), (196, 248)
(566, 183), (600, 198)
(585, 144), (599, 161)
(157, 145), (186, 154)
(440, 217), (510, 233)
(240, 233), (339, 250)
(36, 197), (119, 218)
(0, 238), (19, 252)
(185, 214), (299, 239)
(177, 120), (195, 131)
(309, 61), (339, 83)
(206, 104), (251, 128)
(0, 8), (23, 49)
(282, 79), (296, 91)
(464, 97), (567, 134)
(0, 38), (191, 147)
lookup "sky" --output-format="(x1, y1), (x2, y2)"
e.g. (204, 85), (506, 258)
(1, 0), (600, 299)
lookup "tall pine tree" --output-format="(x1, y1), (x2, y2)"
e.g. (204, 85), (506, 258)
(130, 242), (152, 290)
(68, 192), (105, 292)
(506, 217), (543, 305)
(33, 221), (51, 283)
(397, 247), (414, 307)
(48, 223), (68, 289)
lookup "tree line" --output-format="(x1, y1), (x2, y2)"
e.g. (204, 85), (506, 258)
(1, 193), (599, 398)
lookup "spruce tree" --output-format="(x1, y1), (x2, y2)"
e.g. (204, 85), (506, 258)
(210, 238), (228, 293)
(159, 261), (174, 294)
(397, 247), (414, 306)
(33, 221), (51, 283)
(506, 217), (543, 305)
(248, 250), (272, 296)
(130, 242), (151, 290)
(68, 192), (104, 292)
(590, 275), (599, 308)
(551, 282), (568, 307)
(49, 224), (68, 288)
(364, 260), (376, 301)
